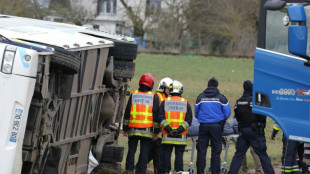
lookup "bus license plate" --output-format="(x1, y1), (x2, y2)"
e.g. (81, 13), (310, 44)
(9, 109), (23, 143)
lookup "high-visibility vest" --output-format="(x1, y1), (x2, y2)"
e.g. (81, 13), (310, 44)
(156, 92), (166, 138)
(129, 90), (155, 128)
(156, 92), (166, 103)
(161, 96), (188, 145)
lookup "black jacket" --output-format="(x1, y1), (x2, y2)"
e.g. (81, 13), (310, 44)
(234, 92), (266, 127)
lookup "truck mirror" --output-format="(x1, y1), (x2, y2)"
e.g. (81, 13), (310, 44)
(264, 0), (286, 11)
(288, 26), (308, 56)
(288, 5), (308, 58)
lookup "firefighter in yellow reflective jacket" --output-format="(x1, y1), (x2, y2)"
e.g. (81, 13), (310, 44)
(122, 73), (160, 174)
(147, 77), (173, 174)
(159, 80), (193, 173)
(271, 124), (302, 174)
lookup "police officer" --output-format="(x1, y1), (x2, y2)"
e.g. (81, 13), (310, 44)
(195, 77), (231, 174)
(147, 77), (173, 174)
(159, 80), (192, 173)
(271, 124), (301, 174)
(228, 80), (274, 174)
(122, 73), (160, 174)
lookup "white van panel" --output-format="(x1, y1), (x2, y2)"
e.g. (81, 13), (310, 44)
(0, 74), (36, 174)
(0, 15), (114, 50)
(0, 43), (38, 77)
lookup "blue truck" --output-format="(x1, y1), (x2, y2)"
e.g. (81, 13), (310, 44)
(253, 0), (310, 142)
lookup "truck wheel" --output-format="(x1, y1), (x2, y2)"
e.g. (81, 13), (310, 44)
(41, 147), (61, 174)
(92, 162), (122, 174)
(113, 60), (135, 79)
(100, 144), (124, 163)
(50, 47), (80, 75)
(108, 39), (138, 60)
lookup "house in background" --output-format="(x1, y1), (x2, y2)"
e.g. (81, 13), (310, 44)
(43, 0), (162, 38)
(83, 0), (128, 36)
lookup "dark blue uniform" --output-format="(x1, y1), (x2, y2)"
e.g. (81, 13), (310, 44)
(195, 80), (231, 174)
(228, 80), (274, 174)
(281, 135), (300, 174)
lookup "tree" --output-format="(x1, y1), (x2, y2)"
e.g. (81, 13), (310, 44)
(49, 0), (95, 26)
(150, 0), (189, 51)
(65, 7), (95, 26)
(0, 0), (50, 19)
(186, 0), (259, 56)
(119, 0), (161, 42)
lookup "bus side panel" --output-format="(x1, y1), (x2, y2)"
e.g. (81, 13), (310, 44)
(253, 48), (310, 142)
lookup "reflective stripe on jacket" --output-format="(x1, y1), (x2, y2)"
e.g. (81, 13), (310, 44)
(281, 165), (300, 173)
(156, 92), (166, 138)
(161, 134), (188, 145)
(129, 90), (155, 128)
(161, 96), (188, 145)
(157, 92), (166, 103)
(128, 127), (153, 138)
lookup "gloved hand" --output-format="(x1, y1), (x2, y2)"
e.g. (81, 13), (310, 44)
(170, 130), (179, 137)
(271, 129), (279, 140)
(164, 125), (173, 134)
(177, 126), (185, 134)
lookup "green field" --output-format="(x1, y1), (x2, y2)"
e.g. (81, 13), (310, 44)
(119, 53), (283, 173)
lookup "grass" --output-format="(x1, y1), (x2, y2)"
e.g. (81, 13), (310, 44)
(119, 53), (283, 173)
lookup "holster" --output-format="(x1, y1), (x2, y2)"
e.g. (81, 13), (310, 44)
(252, 122), (265, 136)
(251, 123), (258, 131)
(258, 122), (265, 136)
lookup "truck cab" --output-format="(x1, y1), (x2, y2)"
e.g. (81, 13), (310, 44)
(253, 0), (310, 142)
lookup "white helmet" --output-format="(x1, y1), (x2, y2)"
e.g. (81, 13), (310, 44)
(170, 80), (183, 94)
(157, 77), (173, 92)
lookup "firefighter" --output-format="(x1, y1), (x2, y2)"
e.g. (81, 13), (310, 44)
(195, 77), (231, 174)
(297, 143), (310, 174)
(271, 124), (301, 174)
(228, 80), (274, 174)
(146, 77), (173, 174)
(156, 77), (173, 102)
(122, 73), (160, 174)
(304, 143), (310, 167)
(159, 80), (192, 174)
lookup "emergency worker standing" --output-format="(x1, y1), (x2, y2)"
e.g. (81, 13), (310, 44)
(147, 77), (173, 174)
(195, 77), (231, 174)
(297, 143), (310, 174)
(228, 80), (274, 174)
(271, 124), (301, 174)
(122, 73), (160, 174)
(159, 80), (192, 173)
(304, 143), (310, 166)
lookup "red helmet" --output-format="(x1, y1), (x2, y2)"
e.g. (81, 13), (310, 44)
(139, 73), (154, 88)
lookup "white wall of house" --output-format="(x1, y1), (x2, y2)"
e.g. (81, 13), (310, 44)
(77, 0), (149, 36)
(75, 0), (127, 35)
(45, 0), (164, 37)
(70, 0), (97, 12)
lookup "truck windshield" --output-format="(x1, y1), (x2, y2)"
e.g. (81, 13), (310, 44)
(266, 5), (310, 55)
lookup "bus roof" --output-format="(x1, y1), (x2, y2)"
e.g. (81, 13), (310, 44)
(0, 15), (115, 51)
